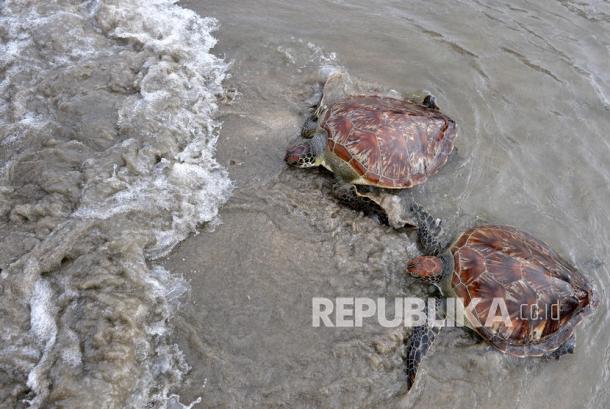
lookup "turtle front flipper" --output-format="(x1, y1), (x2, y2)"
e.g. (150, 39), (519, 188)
(411, 204), (445, 255)
(405, 299), (442, 390)
(301, 114), (318, 138)
(302, 85), (324, 138)
(319, 70), (354, 107)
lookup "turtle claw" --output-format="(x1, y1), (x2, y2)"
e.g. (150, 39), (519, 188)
(314, 104), (326, 119)
(434, 218), (442, 229)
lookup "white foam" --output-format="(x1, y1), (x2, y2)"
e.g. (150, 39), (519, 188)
(28, 279), (57, 347)
(72, 0), (233, 258)
(26, 279), (58, 407)
(1, 0), (232, 407)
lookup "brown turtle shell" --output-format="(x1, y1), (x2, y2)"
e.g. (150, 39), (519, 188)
(450, 225), (597, 356)
(321, 95), (457, 188)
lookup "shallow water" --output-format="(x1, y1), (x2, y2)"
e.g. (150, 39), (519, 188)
(163, 0), (610, 408)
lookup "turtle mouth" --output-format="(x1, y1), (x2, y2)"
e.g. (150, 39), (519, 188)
(284, 151), (301, 166)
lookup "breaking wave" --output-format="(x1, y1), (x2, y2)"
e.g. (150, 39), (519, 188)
(0, 0), (232, 407)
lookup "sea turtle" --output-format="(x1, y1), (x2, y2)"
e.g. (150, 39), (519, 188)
(404, 204), (598, 389)
(284, 71), (457, 227)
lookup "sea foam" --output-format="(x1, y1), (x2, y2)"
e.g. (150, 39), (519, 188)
(0, 0), (231, 407)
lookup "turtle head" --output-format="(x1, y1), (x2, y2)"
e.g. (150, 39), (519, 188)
(406, 256), (444, 282)
(285, 131), (327, 168)
(406, 253), (452, 282)
(285, 142), (317, 167)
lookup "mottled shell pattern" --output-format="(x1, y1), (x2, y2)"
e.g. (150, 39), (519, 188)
(450, 225), (597, 356)
(321, 96), (457, 188)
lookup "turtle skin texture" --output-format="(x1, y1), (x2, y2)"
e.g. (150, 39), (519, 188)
(450, 225), (597, 357)
(321, 95), (457, 189)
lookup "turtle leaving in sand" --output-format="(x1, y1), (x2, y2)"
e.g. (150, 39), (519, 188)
(404, 204), (598, 389)
(284, 71), (457, 227)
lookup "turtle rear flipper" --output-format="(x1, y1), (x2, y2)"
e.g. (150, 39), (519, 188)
(544, 335), (576, 359)
(333, 184), (417, 228)
(332, 183), (389, 226)
(422, 94), (440, 110)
